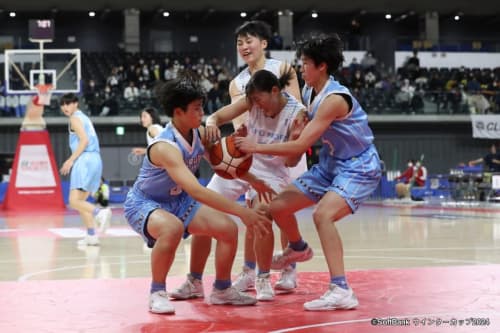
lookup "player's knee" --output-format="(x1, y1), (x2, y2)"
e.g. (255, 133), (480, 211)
(269, 198), (287, 218)
(312, 206), (334, 226)
(214, 219), (238, 242)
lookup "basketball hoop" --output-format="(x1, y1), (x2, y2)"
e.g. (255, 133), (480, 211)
(34, 84), (53, 106)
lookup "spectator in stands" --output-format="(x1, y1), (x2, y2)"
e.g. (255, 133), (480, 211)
(84, 79), (101, 116)
(395, 79), (415, 111)
(206, 81), (223, 114)
(466, 75), (490, 114)
(361, 51), (377, 71)
(99, 85), (118, 116)
(271, 31), (284, 50)
(405, 50), (420, 79)
(124, 81), (140, 102)
(106, 67), (121, 91)
(468, 144), (500, 172)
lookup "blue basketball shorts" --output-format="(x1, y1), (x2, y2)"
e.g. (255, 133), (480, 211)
(70, 152), (102, 194)
(123, 188), (201, 248)
(292, 145), (381, 212)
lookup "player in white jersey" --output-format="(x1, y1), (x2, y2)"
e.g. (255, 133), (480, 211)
(209, 21), (306, 291)
(170, 69), (307, 301)
(58, 93), (111, 247)
(131, 107), (164, 156)
(236, 35), (381, 311)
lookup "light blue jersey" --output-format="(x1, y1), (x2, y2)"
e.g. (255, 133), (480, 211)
(293, 76), (381, 212)
(302, 76), (373, 161)
(124, 123), (204, 246)
(69, 110), (100, 153)
(68, 110), (102, 193)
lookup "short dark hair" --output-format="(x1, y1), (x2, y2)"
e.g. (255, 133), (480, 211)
(59, 93), (79, 106)
(296, 34), (345, 75)
(245, 68), (294, 96)
(141, 107), (162, 125)
(234, 20), (272, 42)
(156, 76), (206, 117)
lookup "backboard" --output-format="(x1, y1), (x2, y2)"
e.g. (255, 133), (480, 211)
(3, 48), (81, 94)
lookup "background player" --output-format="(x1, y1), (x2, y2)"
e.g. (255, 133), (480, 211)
(235, 35), (382, 311)
(59, 93), (112, 246)
(131, 107), (164, 156)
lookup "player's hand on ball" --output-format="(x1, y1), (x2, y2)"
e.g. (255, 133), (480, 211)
(205, 125), (221, 143)
(234, 136), (256, 153)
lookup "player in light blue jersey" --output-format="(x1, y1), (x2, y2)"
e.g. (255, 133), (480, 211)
(59, 93), (112, 247)
(123, 77), (271, 314)
(236, 35), (382, 311)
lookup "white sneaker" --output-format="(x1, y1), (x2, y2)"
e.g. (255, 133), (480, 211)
(232, 266), (256, 291)
(77, 234), (99, 246)
(271, 246), (313, 270)
(209, 287), (257, 306)
(256, 275), (274, 301)
(169, 274), (204, 300)
(95, 208), (112, 233)
(274, 265), (297, 292)
(303, 284), (359, 311)
(149, 291), (175, 314)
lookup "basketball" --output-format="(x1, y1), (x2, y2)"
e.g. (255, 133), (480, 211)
(208, 134), (253, 179)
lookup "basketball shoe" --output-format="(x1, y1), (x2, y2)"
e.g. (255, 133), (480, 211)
(274, 265), (297, 292)
(169, 274), (204, 300)
(149, 291), (175, 314)
(95, 208), (112, 233)
(255, 274), (274, 301)
(209, 287), (257, 306)
(77, 234), (99, 247)
(271, 246), (313, 270)
(303, 284), (359, 311)
(232, 266), (256, 291)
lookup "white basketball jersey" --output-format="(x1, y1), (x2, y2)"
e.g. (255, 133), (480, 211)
(146, 124), (164, 145)
(246, 92), (305, 182)
(233, 58), (282, 95)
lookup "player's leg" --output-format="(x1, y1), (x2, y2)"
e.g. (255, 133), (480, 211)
(188, 205), (257, 306)
(303, 146), (381, 311)
(69, 189), (100, 246)
(205, 174), (254, 291)
(146, 208), (185, 314)
(269, 185), (315, 270)
(169, 234), (210, 299)
(302, 191), (358, 311)
(274, 220), (298, 292)
(232, 196), (257, 292)
(250, 200), (275, 301)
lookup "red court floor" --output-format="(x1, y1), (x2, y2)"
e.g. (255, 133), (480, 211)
(1, 205), (499, 332)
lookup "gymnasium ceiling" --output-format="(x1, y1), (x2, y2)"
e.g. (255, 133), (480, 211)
(0, 0), (497, 16)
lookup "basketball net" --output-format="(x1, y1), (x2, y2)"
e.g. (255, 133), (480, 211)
(35, 83), (53, 106)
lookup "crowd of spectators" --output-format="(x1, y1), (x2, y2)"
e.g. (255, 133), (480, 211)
(1, 49), (499, 117)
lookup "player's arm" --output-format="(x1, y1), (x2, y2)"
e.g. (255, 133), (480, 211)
(280, 62), (302, 102)
(60, 116), (88, 175)
(229, 79), (248, 130)
(236, 94), (348, 156)
(149, 141), (269, 235)
(284, 109), (308, 167)
(206, 96), (249, 127)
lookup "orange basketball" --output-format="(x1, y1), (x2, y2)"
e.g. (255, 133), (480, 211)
(208, 135), (252, 179)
